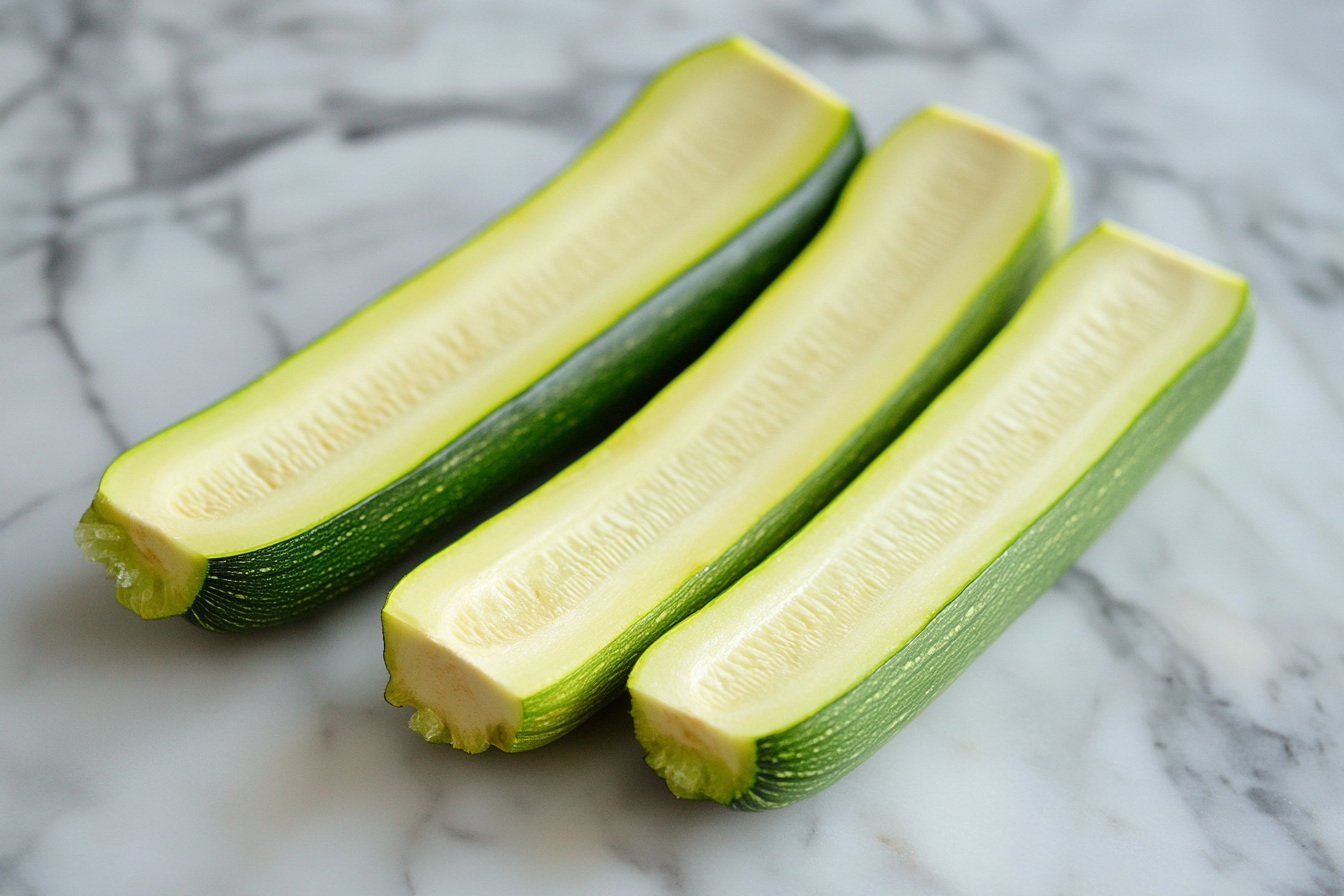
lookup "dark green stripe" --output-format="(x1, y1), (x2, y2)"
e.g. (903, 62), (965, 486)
(186, 120), (864, 632)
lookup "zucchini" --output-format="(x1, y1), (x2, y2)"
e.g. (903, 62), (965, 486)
(73, 36), (862, 631)
(628, 222), (1253, 809)
(382, 105), (1071, 753)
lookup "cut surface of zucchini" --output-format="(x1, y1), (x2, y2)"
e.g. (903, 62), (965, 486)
(75, 36), (862, 630)
(628, 222), (1253, 808)
(382, 105), (1071, 752)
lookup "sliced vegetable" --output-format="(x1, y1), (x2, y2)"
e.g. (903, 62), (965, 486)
(628, 222), (1253, 809)
(74, 36), (862, 631)
(382, 105), (1071, 752)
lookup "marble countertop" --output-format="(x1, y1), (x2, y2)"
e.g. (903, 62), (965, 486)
(2, 1), (1342, 893)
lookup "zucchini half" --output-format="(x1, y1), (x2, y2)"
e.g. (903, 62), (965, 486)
(382, 105), (1071, 753)
(628, 223), (1253, 809)
(74, 36), (862, 631)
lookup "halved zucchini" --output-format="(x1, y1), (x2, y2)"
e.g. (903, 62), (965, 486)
(382, 105), (1072, 752)
(628, 222), (1253, 809)
(74, 36), (863, 631)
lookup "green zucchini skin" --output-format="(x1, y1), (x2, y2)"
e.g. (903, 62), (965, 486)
(510, 163), (1065, 749)
(185, 121), (862, 632)
(731, 286), (1254, 810)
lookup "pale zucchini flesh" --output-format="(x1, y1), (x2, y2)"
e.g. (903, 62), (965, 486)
(74, 36), (861, 630)
(382, 105), (1071, 753)
(628, 222), (1253, 809)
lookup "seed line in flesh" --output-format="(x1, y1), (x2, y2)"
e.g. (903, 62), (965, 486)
(167, 72), (797, 521)
(446, 136), (1009, 649)
(692, 256), (1190, 710)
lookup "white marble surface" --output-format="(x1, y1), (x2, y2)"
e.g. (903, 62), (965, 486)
(1, 1), (1342, 893)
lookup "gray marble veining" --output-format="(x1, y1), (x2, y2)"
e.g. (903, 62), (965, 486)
(1, 1), (1342, 894)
